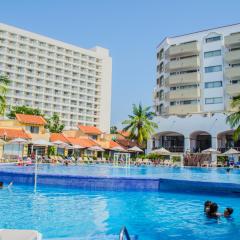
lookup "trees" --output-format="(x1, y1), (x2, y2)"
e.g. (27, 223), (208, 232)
(45, 113), (65, 133)
(7, 105), (43, 119)
(110, 125), (117, 134)
(0, 75), (10, 116)
(226, 95), (240, 141)
(122, 103), (158, 146)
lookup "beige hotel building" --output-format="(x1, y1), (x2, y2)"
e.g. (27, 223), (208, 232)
(0, 23), (112, 133)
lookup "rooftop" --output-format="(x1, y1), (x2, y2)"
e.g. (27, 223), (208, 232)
(16, 114), (47, 126)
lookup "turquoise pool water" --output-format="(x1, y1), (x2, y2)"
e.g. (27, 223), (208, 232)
(0, 184), (239, 240)
(0, 164), (240, 183)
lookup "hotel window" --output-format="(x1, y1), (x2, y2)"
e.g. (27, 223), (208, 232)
(180, 100), (198, 105)
(204, 50), (221, 58)
(26, 126), (39, 134)
(205, 36), (221, 43)
(205, 81), (222, 88)
(205, 97), (223, 104)
(205, 65), (222, 73)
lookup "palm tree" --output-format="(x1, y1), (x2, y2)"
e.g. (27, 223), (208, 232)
(0, 75), (10, 116)
(46, 113), (65, 133)
(226, 95), (240, 141)
(122, 103), (158, 146)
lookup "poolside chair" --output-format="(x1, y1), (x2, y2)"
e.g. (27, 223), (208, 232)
(201, 161), (209, 167)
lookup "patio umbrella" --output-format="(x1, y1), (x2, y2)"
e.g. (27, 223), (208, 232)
(127, 146), (143, 152)
(51, 140), (69, 147)
(111, 146), (126, 152)
(151, 147), (170, 155)
(31, 139), (53, 146)
(201, 148), (220, 154)
(88, 145), (105, 152)
(9, 138), (28, 159)
(223, 148), (240, 165)
(68, 144), (85, 149)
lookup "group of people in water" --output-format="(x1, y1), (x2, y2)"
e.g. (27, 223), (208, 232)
(204, 200), (234, 218)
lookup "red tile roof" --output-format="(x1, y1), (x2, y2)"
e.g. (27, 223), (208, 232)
(67, 137), (97, 148)
(50, 133), (70, 143)
(50, 133), (98, 148)
(117, 130), (131, 138)
(0, 128), (31, 140)
(109, 140), (122, 149)
(78, 125), (102, 135)
(16, 114), (47, 125)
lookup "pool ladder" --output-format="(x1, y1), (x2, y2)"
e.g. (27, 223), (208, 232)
(119, 226), (131, 240)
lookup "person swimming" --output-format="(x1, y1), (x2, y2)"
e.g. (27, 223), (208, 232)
(224, 207), (234, 217)
(207, 202), (221, 218)
(204, 200), (212, 213)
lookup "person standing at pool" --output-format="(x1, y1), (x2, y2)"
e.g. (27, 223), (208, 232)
(207, 202), (221, 218)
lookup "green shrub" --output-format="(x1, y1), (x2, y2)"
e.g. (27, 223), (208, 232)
(48, 146), (56, 156)
(172, 156), (181, 163)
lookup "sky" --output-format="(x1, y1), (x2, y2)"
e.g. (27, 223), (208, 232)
(0, 0), (240, 128)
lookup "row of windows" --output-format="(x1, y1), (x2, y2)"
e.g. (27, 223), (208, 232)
(205, 97), (223, 104)
(170, 100), (199, 106)
(205, 81), (222, 88)
(204, 50), (221, 58)
(205, 65), (222, 73)
(0, 31), (101, 62)
(205, 36), (221, 43)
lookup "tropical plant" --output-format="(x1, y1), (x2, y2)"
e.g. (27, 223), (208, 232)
(0, 75), (10, 116)
(45, 113), (65, 133)
(122, 103), (158, 146)
(48, 146), (57, 156)
(226, 95), (240, 141)
(110, 125), (118, 134)
(7, 105), (43, 119)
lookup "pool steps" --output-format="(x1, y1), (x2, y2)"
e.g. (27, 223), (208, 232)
(0, 170), (240, 196)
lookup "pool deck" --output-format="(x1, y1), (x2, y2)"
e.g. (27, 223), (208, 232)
(1, 170), (240, 196)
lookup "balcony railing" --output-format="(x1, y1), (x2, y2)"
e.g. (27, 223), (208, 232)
(225, 50), (240, 64)
(167, 88), (200, 100)
(166, 41), (199, 57)
(165, 72), (200, 86)
(226, 84), (240, 97)
(225, 33), (240, 47)
(165, 56), (200, 71)
(225, 66), (240, 80)
(167, 103), (200, 115)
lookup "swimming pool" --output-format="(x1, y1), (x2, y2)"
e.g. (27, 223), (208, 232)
(0, 164), (240, 184)
(0, 184), (239, 240)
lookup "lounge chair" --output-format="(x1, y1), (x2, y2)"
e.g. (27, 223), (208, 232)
(0, 229), (42, 240)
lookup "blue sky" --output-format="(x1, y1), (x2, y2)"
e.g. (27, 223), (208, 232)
(0, 0), (240, 128)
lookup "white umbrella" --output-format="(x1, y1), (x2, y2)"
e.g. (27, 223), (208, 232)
(52, 140), (69, 147)
(31, 139), (53, 146)
(9, 138), (28, 159)
(111, 146), (126, 152)
(128, 146), (143, 152)
(201, 148), (220, 154)
(223, 148), (240, 155)
(151, 147), (170, 155)
(9, 137), (28, 144)
(68, 144), (85, 149)
(88, 145), (105, 152)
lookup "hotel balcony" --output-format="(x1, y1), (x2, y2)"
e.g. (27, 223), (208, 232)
(166, 88), (200, 100)
(165, 56), (200, 72)
(226, 101), (239, 112)
(165, 72), (200, 86)
(166, 41), (200, 57)
(166, 104), (200, 115)
(226, 84), (240, 97)
(225, 66), (240, 79)
(225, 33), (240, 47)
(225, 50), (240, 64)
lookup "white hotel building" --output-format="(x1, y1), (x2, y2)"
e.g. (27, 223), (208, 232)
(148, 23), (240, 153)
(0, 23), (112, 133)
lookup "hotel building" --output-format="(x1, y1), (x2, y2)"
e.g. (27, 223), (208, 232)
(149, 23), (240, 153)
(0, 23), (112, 133)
